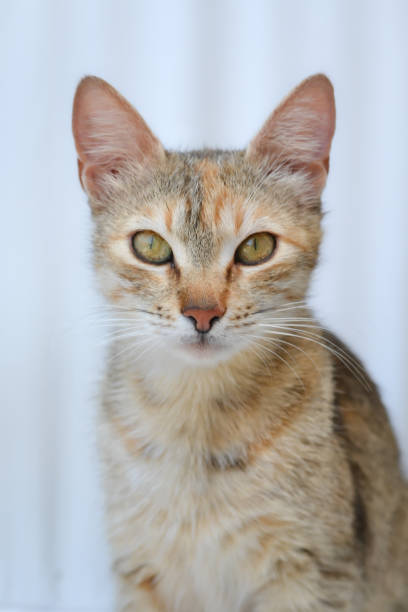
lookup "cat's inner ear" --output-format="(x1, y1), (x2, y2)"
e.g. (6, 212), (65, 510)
(246, 74), (335, 196)
(72, 76), (165, 198)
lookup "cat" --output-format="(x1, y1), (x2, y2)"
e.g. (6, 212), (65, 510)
(72, 74), (408, 611)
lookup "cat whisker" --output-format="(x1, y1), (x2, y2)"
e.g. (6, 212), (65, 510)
(253, 301), (309, 316)
(85, 305), (163, 318)
(245, 337), (305, 390)
(241, 331), (320, 376)
(227, 314), (316, 332)
(126, 337), (164, 366)
(235, 330), (304, 387)
(259, 323), (363, 369)
(86, 326), (149, 343)
(86, 318), (150, 330)
(261, 321), (320, 330)
(107, 335), (160, 365)
(84, 312), (154, 326)
(261, 318), (318, 326)
(259, 318), (368, 378)
(60, 313), (149, 341)
(98, 330), (152, 346)
(258, 325), (371, 391)
(247, 334), (305, 375)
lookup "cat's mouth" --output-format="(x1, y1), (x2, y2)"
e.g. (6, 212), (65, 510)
(185, 334), (215, 350)
(178, 332), (228, 358)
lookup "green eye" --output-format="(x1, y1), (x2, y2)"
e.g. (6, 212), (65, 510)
(131, 231), (173, 265)
(235, 232), (276, 265)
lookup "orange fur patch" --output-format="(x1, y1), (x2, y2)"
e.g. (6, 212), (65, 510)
(195, 160), (219, 195)
(234, 204), (245, 232)
(165, 204), (173, 232)
(139, 574), (157, 591)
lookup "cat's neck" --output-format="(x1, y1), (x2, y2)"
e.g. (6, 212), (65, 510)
(104, 333), (333, 464)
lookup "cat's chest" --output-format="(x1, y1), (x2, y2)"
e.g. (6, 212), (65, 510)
(102, 419), (308, 609)
(107, 452), (258, 611)
(105, 421), (258, 523)
(101, 404), (303, 540)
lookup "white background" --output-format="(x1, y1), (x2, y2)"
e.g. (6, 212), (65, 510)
(1, 1), (407, 610)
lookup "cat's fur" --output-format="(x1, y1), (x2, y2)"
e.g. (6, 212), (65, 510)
(72, 74), (408, 611)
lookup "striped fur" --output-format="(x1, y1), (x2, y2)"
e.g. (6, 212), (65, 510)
(73, 75), (408, 611)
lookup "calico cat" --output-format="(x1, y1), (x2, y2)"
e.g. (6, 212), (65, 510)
(72, 74), (408, 611)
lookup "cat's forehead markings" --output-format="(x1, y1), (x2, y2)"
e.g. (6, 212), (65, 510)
(195, 159), (219, 195)
(164, 203), (173, 232)
(194, 159), (224, 223)
(167, 159), (217, 266)
(233, 202), (246, 233)
(194, 159), (246, 233)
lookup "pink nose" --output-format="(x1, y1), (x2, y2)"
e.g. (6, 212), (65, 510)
(182, 305), (225, 333)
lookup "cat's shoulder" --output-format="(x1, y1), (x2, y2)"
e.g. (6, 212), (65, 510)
(324, 329), (400, 470)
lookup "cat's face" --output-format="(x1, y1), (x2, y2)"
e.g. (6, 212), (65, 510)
(73, 75), (335, 367)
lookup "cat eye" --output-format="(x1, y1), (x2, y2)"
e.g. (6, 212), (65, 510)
(235, 232), (277, 265)
(131, 231), (173, 265)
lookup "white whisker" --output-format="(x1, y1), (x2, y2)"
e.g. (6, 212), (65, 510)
(244, 336), (305, 390)
(242, 331), (320, 376)
(108, 336), (159, 365)
(257, 325), (370, 391)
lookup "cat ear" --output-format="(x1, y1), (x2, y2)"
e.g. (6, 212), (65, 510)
(246, 74), (335, 196)
(72, 76), (165, 198)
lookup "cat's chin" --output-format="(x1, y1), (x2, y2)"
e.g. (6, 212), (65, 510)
(174, 338), (236, 365)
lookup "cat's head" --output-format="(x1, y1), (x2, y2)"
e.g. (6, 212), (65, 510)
(72, 75), (335, 368)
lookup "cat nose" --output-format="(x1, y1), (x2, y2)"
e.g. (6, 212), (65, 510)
(182, 305), (226, 333)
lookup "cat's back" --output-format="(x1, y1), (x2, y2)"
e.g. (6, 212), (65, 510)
(327, 331), (408, 609)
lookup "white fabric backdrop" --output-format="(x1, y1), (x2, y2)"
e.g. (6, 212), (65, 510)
(1, 0), (407, 609)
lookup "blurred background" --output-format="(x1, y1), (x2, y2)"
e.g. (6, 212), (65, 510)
(1, 0), (407, 609)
